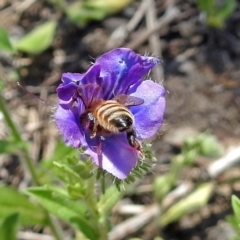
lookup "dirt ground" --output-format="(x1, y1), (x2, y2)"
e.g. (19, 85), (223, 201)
(1, 0), (240, 239)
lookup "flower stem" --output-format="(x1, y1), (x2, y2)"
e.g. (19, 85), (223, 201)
(0, 95), (22, 143)
(85, 176), (108, 240)
(0, 95), (63, 240)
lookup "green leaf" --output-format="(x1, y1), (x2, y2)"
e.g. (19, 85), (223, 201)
(39, 141), (79, 184)
(0, 140), (17, 154)
(197, 0), (215, 12)
(154, 174), (174, 202)
(0, 213), (19, 240)
(98, 186), (122, 217)
(15, 21), (57, 54)
(226, 215), (240, 235)
(0, 186), (47, 226)
(53, 161), (82, 182)
(231, 237), (240, 240)
(41, 141), (77, 167)
(66, 2), (105, 26)
(0, 28), (14, 52)
(159, 183), (214, 226)
(0, 76), (4, 91)
(66, 0), (133, 26)
(232, 195), (240, 223)
(27, 187), (98, 240)
(197, 0), (237, 28)
(86, 0), (134, 15)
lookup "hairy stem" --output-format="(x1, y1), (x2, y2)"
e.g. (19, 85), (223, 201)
(0, 95), (63, 240)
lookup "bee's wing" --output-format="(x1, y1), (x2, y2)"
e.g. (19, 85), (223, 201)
(114, 94), (144, 107)
(78, 83), (102, 107)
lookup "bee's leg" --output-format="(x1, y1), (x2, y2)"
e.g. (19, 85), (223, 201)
(80, 112), (98, 138)
(97, 136), (105, 156)
(126, 129), (142, 153)
(87, 113), (98, 138)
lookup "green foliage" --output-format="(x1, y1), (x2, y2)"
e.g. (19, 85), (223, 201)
(226, 215), (240, 238)
(159, 183), (214, 226)
(26, 187), (99, 240)
(15, 21), (57, 54)
(0, 140), (18, 154)
(232, 195), (240, 223)
(38, 141), (124, 239)
(154, 133), (222, 202)
(231, 237), (240, 240)
(197, 0), (237, 28)
(0, 186), (48, 226)
(0, 213), (19, 240)
(0, 0), (133, 56)
(64, 0), (133, 26)
(98, 186), (122, 217)
(0, 28), (14, 52)
(154, 174), (174, 202)
(0, 77), (4, 91)
(183, 133), (223, 159)
(39, 141), (82, 185)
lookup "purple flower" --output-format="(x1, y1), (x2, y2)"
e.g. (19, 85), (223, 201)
(54, 48), (166, 179)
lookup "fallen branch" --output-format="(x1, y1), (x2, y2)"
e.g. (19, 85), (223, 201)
(126, 6), (179, 50)
(207, 146), (240, 179)
(146, 0), (164, 82)
(107, 0), (149, 49)
(18, 231), (54, 240)
(108, 204), (159, 240)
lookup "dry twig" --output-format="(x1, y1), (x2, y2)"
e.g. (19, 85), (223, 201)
(18, 231), (54, 240)
(146, 0), (164, 82)
(207, 146), (240, 179)
(126, 5), (179, 50)
(108, 204), (159, 240)
(107, 0), (149, 49)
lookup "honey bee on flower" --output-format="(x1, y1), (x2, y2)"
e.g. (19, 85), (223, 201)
(54, 48), (166, 179)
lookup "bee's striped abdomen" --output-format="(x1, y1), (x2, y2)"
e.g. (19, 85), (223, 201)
(94, 100), (134, 133)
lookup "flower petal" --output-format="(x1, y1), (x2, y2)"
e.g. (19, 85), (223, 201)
(84, 134), (139, 179)
(129, 80), (166, 140)
(57, 81), (78, 102)
(78, 83), (103, 108)
(81, 64), (101, 85)
(96, 48), (160, 99)
(62, 72), (84, 84)
(54, 104), (86, 148)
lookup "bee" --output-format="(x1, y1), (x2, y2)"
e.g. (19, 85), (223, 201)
(79, 84), (144, 153)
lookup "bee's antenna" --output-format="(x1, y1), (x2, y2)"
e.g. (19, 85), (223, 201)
(17, 82), (51, 105)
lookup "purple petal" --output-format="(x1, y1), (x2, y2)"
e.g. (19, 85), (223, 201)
(84, 134), (139, 179)
(77, 84), (103, 108)
(62, 73), (84, 84)
(96, 48), (160, 99)
(81, 64), (101, 85)
(129, 80), (166, 140)
(54, 104), (86, 148)
(57, 81), (78, 101)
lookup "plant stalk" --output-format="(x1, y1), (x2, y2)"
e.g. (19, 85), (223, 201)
(0, 95), (63, 240)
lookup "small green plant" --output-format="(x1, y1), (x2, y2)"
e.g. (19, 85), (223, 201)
(154, 133), (222, 226)
(197, 0), (237, 28)
(227, 195), (240, 239)
(154, 133), (222, 202)
(0, 0), (134, 55)
(0, 21), (57, 55)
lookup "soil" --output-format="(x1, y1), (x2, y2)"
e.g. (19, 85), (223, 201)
(1, 0), (240, 239)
